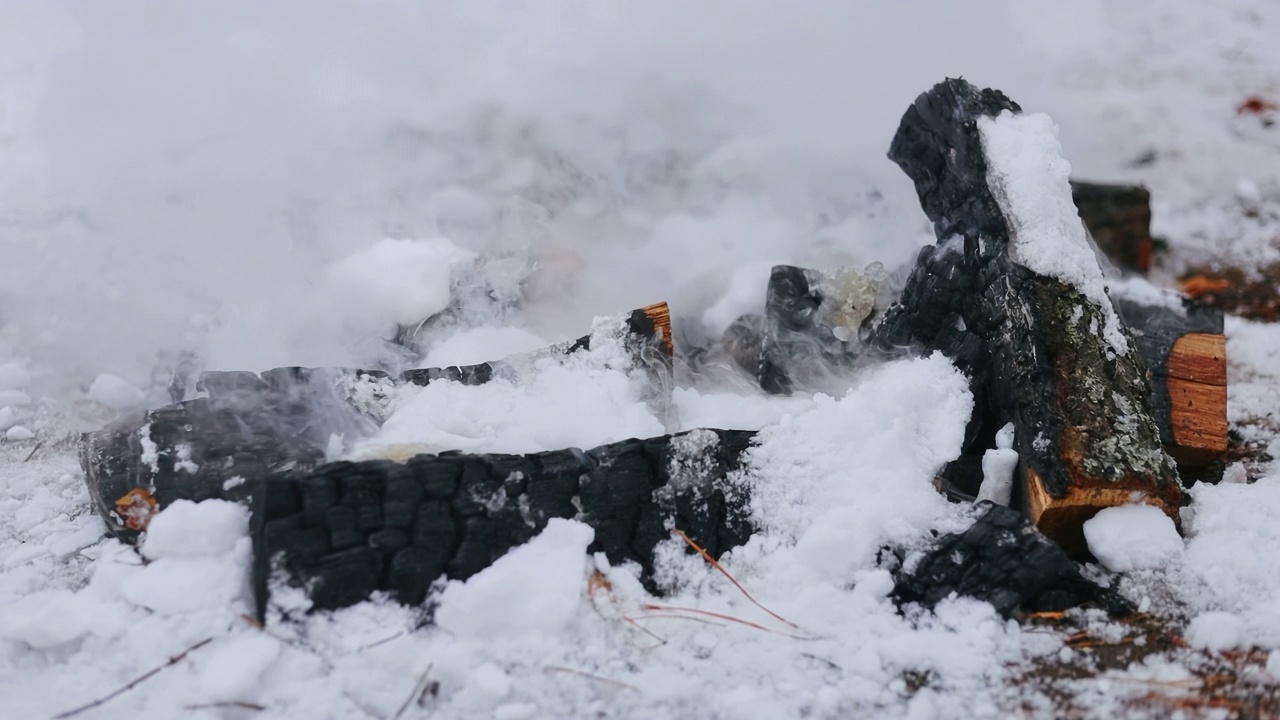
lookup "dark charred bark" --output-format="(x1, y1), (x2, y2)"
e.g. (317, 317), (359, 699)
(893, 503), (1130, 618)
(250, 429), (756, 619)
(81, 304), (674, 543)
(1071, 181), (1157, 272)
(874, 78), (1182, 554)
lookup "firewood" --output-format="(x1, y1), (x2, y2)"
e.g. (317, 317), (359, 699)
(1114, 297), (1228, 465)
(80, 304), (674, 544)
(250, 430), (756, 618)
(877, 78), (1182, 554)
(1070, 181), (1157, 272)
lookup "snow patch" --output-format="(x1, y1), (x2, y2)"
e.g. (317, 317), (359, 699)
(1186, 612), (1245, 652)
(978, 110), (1128, 355)
(434, 519), (594, 639)
(1083, 504), (1183, 573)
(141, 499), (249, 560)
(4, 425), (33, 441)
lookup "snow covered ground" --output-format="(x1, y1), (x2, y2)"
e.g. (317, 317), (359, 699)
(3, 1), (1280, 717)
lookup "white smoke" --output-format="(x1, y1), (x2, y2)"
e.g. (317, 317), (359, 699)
(0, 0), (1045, 399)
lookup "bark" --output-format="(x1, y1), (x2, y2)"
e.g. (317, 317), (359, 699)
(250, 429), (756, 618)
(875, 78), (1182, 554)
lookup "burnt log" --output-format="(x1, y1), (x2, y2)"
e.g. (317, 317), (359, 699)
(1114, 297), (1227, 465)
(1070, 181), (1157, 272)
(81, 303), (674, 543)
(875, 78), (1182, 554)
(251, 429), (756, 618)
(894, 503), (1130, 618)
(757, 265), (888, 394)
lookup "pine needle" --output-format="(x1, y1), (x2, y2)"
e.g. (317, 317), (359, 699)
(637, 603), (815, 639)
(671, 527), (800, 630)
(545, 665), (641, 693)
(53, 638), (214, 719)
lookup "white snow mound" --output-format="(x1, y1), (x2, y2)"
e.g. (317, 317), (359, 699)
(435, 518), (595, 639)
(1083, 504), (1183, 573)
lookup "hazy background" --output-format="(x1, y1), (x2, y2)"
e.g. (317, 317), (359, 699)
(0, 0), (1202, 399)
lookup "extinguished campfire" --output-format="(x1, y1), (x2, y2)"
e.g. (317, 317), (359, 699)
(80, 78), (1233, 623)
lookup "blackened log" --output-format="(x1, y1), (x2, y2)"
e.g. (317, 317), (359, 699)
(80, 303), (674, 543)
(1114, 297), (1227, 466)
(250, 428), (756, 618)
(876, 78), (1181, 554)
(1070, 181), (1156, 272)
(758, 264), (888, 394)
(893, 503), (1129, 618)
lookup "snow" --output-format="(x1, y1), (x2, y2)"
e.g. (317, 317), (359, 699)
(0, 589), (96, 648)
(1177, 475), (1280, 648)
(4, 426), (34, 442)
(350, 317), (666, 458)
(141, 499), (248, 560)
(3, 0), (1280, 716)
(199, 634), (283, 703)
(1082, 504), (1184, 573)
(435, 519), (595, 639)
(1185, 612), (1245, 652)
(978, 110), (1129, 355)
(977, 422), (1017, 506)
(87, 372), (146, 409)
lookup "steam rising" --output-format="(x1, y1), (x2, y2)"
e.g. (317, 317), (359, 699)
(0, 0), (1042, 403)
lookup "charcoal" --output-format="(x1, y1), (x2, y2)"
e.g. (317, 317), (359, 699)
(80, 303), (673, 544)
(758, 264), (889, 394)
(893, 503), (1129, 618)
(249, 428), (754, 618)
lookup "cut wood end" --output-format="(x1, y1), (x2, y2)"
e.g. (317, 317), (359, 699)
(1166, 376), (1229, 453)
(1166, 333), (1226, 386)
(640, 301), (674, 356)
(1025, 468), (1180, 556)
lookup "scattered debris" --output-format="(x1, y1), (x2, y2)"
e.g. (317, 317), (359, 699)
(51, 637), (214, 719)
(1180, 264), (1280, 322)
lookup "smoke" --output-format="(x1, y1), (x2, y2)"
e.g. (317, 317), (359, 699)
(0, 0), (1043, 400)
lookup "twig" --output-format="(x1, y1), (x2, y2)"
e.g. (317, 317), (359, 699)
(389, 664), (435, 720)
(637, 603), (815, 639)
(23, 440), (44, 462)
(358, 631), (406, 652)
(628, 612), (726, 628)
(672, 528), (800, 630)
(545, 665), (640, 693)
(184, 702), (267, 712)
(622, 616), (669, 646)
(53, 638), (214, 719)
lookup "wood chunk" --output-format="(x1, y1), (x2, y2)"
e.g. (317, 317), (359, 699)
(1114, 298), (1228, 465)
(878, 78), (1182, 552)
(1166, 377), (1228, 454)
(1166, 333), (1227, 386)
(250, 429), (757, 617)
(1070, 181), (1156, 272)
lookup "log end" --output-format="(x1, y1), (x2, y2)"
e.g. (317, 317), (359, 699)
(1025, 468), (1180, 556)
